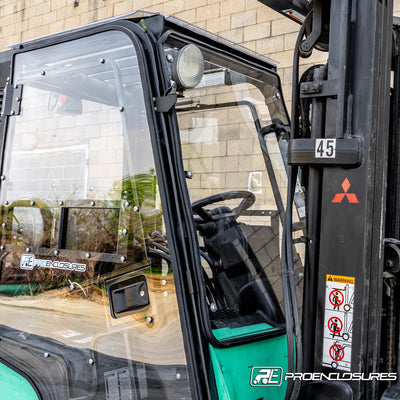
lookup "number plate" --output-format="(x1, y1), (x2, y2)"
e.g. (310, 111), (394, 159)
(315, 138), (336, 158)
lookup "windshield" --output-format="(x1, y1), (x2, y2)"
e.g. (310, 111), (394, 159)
(164, 36), (304, 340)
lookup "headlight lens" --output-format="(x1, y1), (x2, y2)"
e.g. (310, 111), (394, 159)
(172, 44), (204, 89)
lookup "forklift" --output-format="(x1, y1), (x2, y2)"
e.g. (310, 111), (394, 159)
(0, 0), (397, 399)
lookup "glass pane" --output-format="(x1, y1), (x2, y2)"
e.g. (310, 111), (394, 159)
(0, 31), (191, 399)
(168, 38), (304, 338)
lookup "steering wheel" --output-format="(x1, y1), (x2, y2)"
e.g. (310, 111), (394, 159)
(192, 190), (256, 222)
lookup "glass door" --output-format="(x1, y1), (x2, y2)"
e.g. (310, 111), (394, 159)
(0, 29), (192, 400)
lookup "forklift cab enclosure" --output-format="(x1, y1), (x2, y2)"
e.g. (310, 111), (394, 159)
(0, 12), (301, 400)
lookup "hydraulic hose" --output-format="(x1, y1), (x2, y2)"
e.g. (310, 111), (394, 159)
(282, 13), (310, 400)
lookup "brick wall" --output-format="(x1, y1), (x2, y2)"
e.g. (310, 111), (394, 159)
(0, 0), (399, 110)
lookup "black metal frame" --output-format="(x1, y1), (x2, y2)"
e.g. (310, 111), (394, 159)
(297, 1), (394, 399)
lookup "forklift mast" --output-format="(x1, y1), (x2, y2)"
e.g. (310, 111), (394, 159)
(263, 0), (397, 399)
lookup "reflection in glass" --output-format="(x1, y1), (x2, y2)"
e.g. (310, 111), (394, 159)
(0, 31), (191, 399)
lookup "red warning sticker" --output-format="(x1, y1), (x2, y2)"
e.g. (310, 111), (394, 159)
(328, 317), (343, 335)
(329, 344), (345, 361)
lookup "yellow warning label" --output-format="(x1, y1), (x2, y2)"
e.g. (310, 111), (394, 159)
(326, 274), (355, 284)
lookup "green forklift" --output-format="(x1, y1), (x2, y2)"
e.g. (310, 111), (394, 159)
(1, 0), (398, 398)
(0, 10), (303, 400)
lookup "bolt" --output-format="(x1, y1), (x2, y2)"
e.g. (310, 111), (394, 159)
(59, 201), (64, 206)
(40, 70), (46, 76)
(10, 111), (15, 116)
(0, 176), (5, 181)
(30, 200), (35, 206)
(386, 260), (394, 268)
(140, 290), (145, 297)
(54, 250), (59, 256)
(118, 106), (124, 112)
(25, 247), (31, 253)
(163, 291), (168, 297)
(44, 352), (49, 358)
(85, 253), (91, 259)
(4, 201), (8, 206)
(124, 201), (131, 207)
(88, 358), (94, 365)
(120, 256), (126, 262)
(14, 84), (18, 89)
(166, 54), (174, 63)
(16, 97), (20, 102)
(1, 223), (6, 228)
(0, 245), (5, 251)
(176, 373), (181, 380)
(90, 201), (95, 206)
(298, 272), (304, 279)
(210, 303), (217, 312)
(185, 170), (194, 179)
(122, 229), (128, 235)
(162, 279), (166, 285)
(99, 58), (105, 64)
(274, 92), (281, 100)
(146, 316), (153, 323)
(133, 206), (140, 212)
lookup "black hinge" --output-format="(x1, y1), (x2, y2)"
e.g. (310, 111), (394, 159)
(154, 94), (177, 112)
(1, 83), (23, 117)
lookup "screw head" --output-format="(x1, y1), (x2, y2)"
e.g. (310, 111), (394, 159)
(1, 223), (6, 228)
(40, 70), (46, 76)
(25, 247), (31, 253)
(166, 54), (174, 63)
(44, 352), (49, 358)
(85, 253), (91, 259)
(118, 106), (124, 112)
(185, 170), (193, 179)
(88, 358), (94, 365)
(210, 303), (217, 312)
(163, 291), (168, 297)
(120, 256), (126, 262)
(140, 290), (145, 297)
(133, 206), (140, 212)
(99, 58), (105, 64)
(54, 250), (59, 256)
(124, 201), (131, 207)
(161, 279), (166, 285)
(0, 175), (5, 180)
(0, 245), (5, 251)
(146, 316), (153, 323)
(4, 201), (9, 206)
(90, 201), (95, 206)
(122, 229), (128, 235)
(30, 200), (35, 206)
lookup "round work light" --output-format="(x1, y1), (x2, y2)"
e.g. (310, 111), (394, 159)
(172, 44), (204, 89)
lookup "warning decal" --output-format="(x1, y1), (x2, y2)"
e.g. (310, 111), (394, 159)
(322, 274), (354, 371)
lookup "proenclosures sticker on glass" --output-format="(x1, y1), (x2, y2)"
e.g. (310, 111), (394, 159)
(322, 274), (355, 371)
